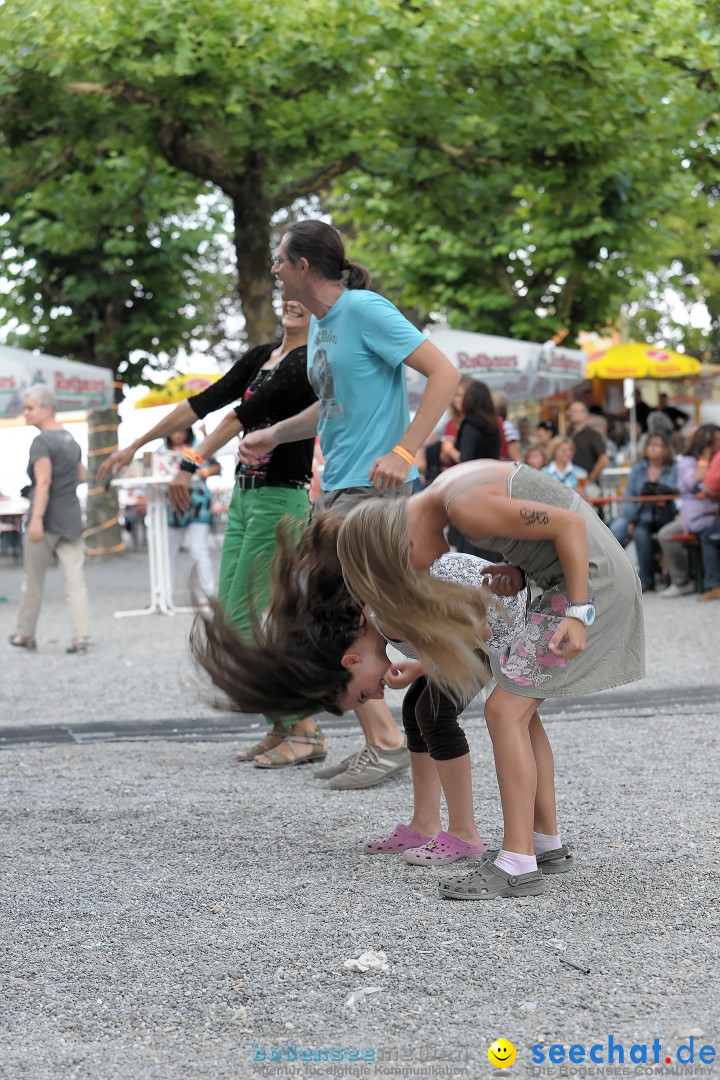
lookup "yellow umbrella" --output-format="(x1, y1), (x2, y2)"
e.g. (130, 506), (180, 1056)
(585, 343), (702, 380)
(134, 372), (222, 409)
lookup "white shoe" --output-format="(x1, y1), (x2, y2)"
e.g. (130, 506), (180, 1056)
(660, 582), (695, 598)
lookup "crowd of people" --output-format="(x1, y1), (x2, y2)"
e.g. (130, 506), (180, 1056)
(9, 220), (720, 902)
(425, 380), (720, 600)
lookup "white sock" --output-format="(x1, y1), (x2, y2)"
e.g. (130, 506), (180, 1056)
(534, 831), (561, 855)
(494, 849), (538, 876)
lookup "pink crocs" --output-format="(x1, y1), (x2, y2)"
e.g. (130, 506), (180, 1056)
(402, 831), (489, 865)
(363, 823), (434, 855)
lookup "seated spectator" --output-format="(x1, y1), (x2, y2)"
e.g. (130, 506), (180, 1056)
(491, 389), (520, 461)
(658, 424), (720, 598)
(672, 421), (697, 458)
(517, 416), (532, 456)
(524, 443), (548, 470)
(638, 410), (675, 455)
(609, 433), (677, 592)
(535, 419), (557, 455)
(542, 436), (588, 490)
(697, 444), (720, 602)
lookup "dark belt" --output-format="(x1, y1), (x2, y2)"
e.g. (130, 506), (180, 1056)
(235, 473), (308, 492)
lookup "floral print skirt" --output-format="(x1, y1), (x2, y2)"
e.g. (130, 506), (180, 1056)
(490, 581), (644, 701)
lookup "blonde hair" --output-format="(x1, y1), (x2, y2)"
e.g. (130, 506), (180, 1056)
(548, 435), (575, 461)
(337, 499), (494, 699)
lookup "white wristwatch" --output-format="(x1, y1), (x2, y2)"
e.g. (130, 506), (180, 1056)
(565, 602), (596, 626)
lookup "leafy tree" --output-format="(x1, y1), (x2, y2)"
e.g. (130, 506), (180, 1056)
(0, 0), (416, 341)
(1, 0), (718, 354)
(329, 0), (720, 343)
(0, 140), (231, 550)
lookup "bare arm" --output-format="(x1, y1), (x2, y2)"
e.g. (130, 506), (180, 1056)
(588, 452), (609, 484)
(449, 489), (589, 658)
(98, 400), (199, 481)
(193, 411), (243, 461)
(168, 410), (240, 510)
(397, 341), (460, 455)
(368, 340), (460, 489)
(450, 492), (589, 599)
(27, 457), (52, 542)
(77, 462), (88, 484)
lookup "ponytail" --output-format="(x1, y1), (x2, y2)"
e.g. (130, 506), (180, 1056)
(286, 221), (371, 290)
(343, 259), (372, 290)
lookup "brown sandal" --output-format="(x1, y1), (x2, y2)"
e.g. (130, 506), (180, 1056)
(253, 725), (328, 769)
(236, 722), (286, 763)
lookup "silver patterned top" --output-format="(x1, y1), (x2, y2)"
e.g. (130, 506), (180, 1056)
(370, 551), (528, 658)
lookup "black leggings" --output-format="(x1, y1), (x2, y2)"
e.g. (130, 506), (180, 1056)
(402, 676), (475, 761)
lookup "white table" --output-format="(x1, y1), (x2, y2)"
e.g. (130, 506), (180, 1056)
(111, 476), (193, 618)
(0, 497), (29, 559)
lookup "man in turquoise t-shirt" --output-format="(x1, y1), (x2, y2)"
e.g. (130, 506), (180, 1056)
(307, 289), (423, 491)
(237, 221), (459, 788)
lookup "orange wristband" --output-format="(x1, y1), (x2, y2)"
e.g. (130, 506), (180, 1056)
(392, 444), (415, 467)
(183, 448), (206, 467)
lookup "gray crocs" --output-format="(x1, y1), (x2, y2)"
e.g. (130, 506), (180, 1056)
(439, 860), (545, 900)
(484, 845), (574, 875)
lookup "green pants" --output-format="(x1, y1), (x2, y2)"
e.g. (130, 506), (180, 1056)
(218, 484), (310, 729)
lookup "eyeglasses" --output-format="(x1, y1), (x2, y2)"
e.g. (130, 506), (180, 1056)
(272, 253), (291, 269)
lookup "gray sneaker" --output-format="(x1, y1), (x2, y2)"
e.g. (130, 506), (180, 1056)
(327, 741), (410, 790)
(314, 745), (366, 780)
(660, 582), (694, 598)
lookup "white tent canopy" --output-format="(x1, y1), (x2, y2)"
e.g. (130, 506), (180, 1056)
(425, 328), (587, 403)
(0, 344), (114, 420)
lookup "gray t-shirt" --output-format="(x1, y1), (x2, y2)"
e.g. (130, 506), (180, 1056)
(28, 429), (83, 539)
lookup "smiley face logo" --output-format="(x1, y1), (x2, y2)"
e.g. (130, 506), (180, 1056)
(488, 1039), (517, 1068)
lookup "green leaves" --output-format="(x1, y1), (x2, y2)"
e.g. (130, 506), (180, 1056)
(0, 0), (718, 356)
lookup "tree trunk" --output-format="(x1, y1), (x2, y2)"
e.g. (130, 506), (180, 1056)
(233, 172), (278, 346)
(85, 404), (125, 556)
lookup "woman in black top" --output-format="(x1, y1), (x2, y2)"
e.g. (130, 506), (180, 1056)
(455, 379), (502, 463)
(100, 303), (326, 768)
(453, 379), (502, 558)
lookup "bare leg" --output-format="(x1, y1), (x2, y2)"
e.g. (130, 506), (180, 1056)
(355, 699), (405, 750)
(528, 710), (558, 835)
(434, 754), (485, 845)
(484, 686), (545, 855)
(407, 752), (443, 837)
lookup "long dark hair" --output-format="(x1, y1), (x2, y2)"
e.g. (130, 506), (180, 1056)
(190, 514), (363, 717)
(462, 380), (497, 427)
(685, 424), (719, 460)
(642, 432), (674, 465)
(285, 221), (371, 290)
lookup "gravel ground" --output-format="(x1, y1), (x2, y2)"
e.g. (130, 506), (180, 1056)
(1, 551), (719, 1079)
